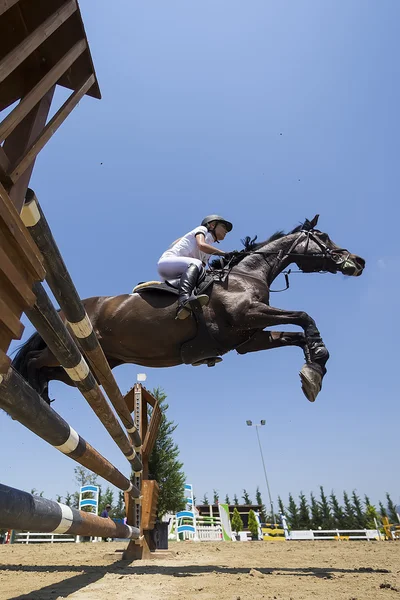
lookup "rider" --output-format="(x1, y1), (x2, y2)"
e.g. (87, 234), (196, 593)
(157, 215), (233, 319)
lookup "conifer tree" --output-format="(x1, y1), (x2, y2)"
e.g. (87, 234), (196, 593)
(287, 493), (300, 529)
(364, 503), (379, 529)
(233, 494), (239, 506)
(225, 494), (230, 505)
(202, 494), (208, 504)
(319, 486), (333, 528)
(379, 501), (387, 519)
(310, 492), (321, 528)
(213, 490), (219, 504)
(242, 489), (252, 504)
(352, 491), (367, 528)
(298, 492), (311, 529)
(278, 496), (285, 517)
(231, 507), (243, 533)
(386, 493), (400, 523)
(255, 486), (268, 523)
(343, 491), (358, 529)
(248, 509), (259, 539)
(330, 491), (345, 527)
(148, 388), (186, 518)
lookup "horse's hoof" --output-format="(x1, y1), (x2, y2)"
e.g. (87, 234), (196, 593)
(299, 364), (323, 403)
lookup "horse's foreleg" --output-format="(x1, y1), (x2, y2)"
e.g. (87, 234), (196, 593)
(237, 304), (329, 402)
(236, 331), (306, 354)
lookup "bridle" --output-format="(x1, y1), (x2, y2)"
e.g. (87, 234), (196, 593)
(211, 229), (352, 293)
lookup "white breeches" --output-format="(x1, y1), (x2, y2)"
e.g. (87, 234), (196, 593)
(157, 256), (203, 281)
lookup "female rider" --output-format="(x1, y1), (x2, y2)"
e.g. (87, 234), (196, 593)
(157, 215), (233, 319)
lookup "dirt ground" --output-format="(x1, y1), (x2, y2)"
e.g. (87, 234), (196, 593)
(0, 540), (399, 600)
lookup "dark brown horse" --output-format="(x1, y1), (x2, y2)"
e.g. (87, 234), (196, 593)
(13, 215), (365, 404)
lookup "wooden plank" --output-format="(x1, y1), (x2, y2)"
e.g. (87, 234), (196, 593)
(0, 182), (45, 280)
(143, 403), (161, 461)
(0, 296), (24, 339)
(0, 350), (11, 376)
(141, 481), (159, 530)
(0, 0), (19, 18)
(0, 147), (11, 184)
(0, 0), (78, 85)
(0, 245), (37, 306)
(0, 38), (86, 144)
(4, 87), (55, 211)
(10, 74), (95, 182)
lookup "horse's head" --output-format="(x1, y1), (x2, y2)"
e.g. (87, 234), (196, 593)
(293, 215), (365, 277)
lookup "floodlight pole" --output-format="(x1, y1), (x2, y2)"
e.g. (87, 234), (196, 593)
(246, 420), (275, 525)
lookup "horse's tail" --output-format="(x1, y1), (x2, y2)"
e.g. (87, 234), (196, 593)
(12, 332), (46, 382)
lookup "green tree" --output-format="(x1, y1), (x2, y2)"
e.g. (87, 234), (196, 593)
(310, 492), (321, 528)
(64, 492), (73, 507)
(56, 494), (62, 503)
(298, 492), (311, 529)
(364, 503), (379, 529)
(255, 486), (268, 523)
(330, 491), (345, 527)
(30, 488), (44, 497)
(319, 486), (333, 529)
(278, 496), (285, 517)
(231, 507), (243, 533)
(287, 493), (300, 529)
(242, 489), (252, 504)
(148, 387), (186, 518)
(233, 494), (239, 506)
(99, 487), (114, 516)
(386, 493), (400, 524)
(379, 501), (387, 519)
(202, 494), (209, 505)
(213, 489), (219, 504)
(352, 491), (366, 528)
(113, 491), (125, 519)
(248, 509), (259, 539)
(343, 491), (358, 529)
(225, 494), (230, 505)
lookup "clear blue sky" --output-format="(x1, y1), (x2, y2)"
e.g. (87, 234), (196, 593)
(1, 0), (399, 512)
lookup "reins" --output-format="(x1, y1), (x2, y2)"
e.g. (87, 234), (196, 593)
(209, 229), (350, 293)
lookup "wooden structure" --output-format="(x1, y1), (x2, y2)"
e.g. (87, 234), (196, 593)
(124, 384), (162, 560)
(0, 0), (99, 376)
(0, 1), (162, 560)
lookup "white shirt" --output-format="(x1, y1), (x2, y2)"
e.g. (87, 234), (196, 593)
(160, 226), (215, 264)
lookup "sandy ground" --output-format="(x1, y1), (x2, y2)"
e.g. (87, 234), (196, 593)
(0, 540), (399, 600)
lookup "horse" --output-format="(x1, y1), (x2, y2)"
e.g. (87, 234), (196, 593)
(12, 215), (365, 404)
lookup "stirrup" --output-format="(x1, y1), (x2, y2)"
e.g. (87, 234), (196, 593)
(183, 294), (209, 309)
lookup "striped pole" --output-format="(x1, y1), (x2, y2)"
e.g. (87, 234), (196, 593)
(0, 484), (140, 540)
(25, 281), (142, 473)
(22, 190), (142, 450)
(0, 367), (139, 498)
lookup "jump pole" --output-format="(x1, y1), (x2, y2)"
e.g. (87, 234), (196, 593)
(0, 367), (139, 498)
(24, 280), (142, 472)
(0, 483), (140, 540)
(22, 189), (142, 449)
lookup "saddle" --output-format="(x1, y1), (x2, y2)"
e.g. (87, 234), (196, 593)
(132, 273), (224, 368)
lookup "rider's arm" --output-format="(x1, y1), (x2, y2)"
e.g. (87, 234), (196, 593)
(195, 233), (225, 256)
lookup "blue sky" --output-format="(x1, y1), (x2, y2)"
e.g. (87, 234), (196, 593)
(1, 0), (399, 512)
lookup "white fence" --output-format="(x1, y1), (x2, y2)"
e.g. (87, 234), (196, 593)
(288, 528), (380, 541)
(196, 525), (223, 541)
(14, 532), (76, 544)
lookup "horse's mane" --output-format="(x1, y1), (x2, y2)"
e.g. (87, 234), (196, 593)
(210, 224), (303, 269)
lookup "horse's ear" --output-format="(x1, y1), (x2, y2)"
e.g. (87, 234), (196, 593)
(310, 214), (319, 228)
(303, 218), (312, 231)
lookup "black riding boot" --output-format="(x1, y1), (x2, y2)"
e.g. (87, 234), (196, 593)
(176, 264), (209, 320)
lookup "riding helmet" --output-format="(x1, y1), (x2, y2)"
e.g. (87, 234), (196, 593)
(201, 215), (233, 232)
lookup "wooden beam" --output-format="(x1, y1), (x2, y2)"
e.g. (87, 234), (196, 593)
(10, 74), (94, 183)
(0, 0), (78, 85)
(0, 0), (19, 17)
(4, 86), (55, 211)
(0, 38), (87, 144)
(0, 182), (45, 280)
(0, 147), (11, 184)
